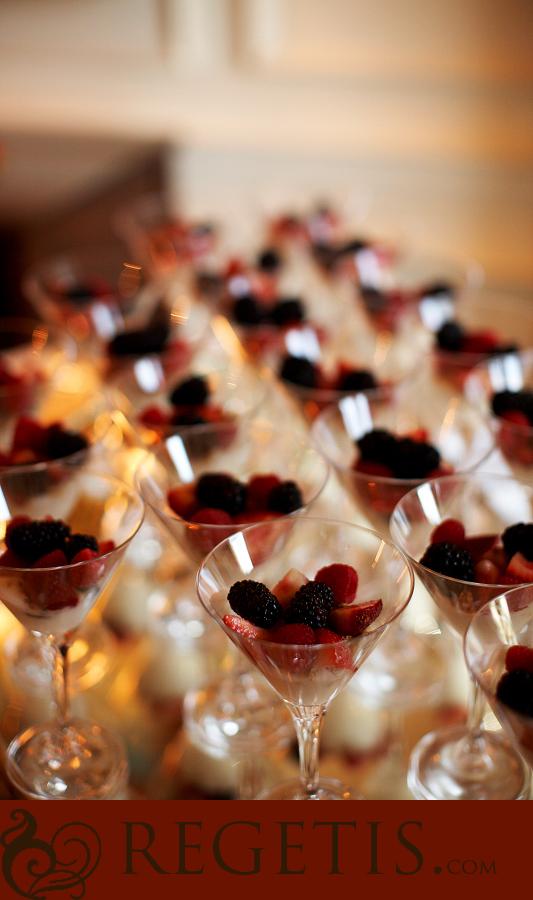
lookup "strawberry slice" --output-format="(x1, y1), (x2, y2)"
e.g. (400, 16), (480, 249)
(314, 563), (358, 606)
(25, 549), (78, 610)
(328, 598), (383, 636)
(222, 614), (270, 640)
(503, 552), (533, 585)
(98, 540), (116, 555)
(272, 568), (309, 612)
(505, 645), (533, 673)
(461, 534), (499, 563)
(11, 416), (49, 454)
(139, 405), (170, 426)
(315, 628), (354, 670)
(168, 484), (199, 520)
(271, 623), (316, 645)
(67, 548), (103, 590)
(269, 623), (316, 672)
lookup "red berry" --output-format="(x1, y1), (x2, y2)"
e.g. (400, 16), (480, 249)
(353, 459), (394, 477)
(189, 508), (233, 526)
(315, 628), (354, 670)
(222, 614), (269, 640)
(139, 405), (169, 426)
(246, 474), (282, 511)
(98, 540), (116, 555)
(314, 563), (358, 606)
(25, 549), (78, 610)
(462, 534), (499, 563)
(67, 548), (103, 589)
(328, 598), (383, 636)
(505, 645), (533, 673)
(11, 416), (49, 454)
(500, 410), (531, 428)
(271, 623), (316, 645)
(0, 548), (27, 567)
(168, 484), (199, 520)
(430, 518), (465, 545)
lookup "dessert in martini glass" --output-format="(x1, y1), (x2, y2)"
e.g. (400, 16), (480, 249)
(390, 471), (533, 800)
(196, 516), (414, 799)
(0, 463), (144, 799)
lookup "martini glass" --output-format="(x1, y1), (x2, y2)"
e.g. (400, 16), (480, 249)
(196, 516), (414, 799)
(389, 471), (533, 799)
(135, 422), (330, 778)
(0, 463), (144, 799)
(465, 583), (533, 777)
(310, 388), (493, 788)
(465, 349), (533, 477)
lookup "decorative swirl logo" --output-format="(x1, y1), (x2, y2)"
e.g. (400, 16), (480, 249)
(1, 809), (101, 898)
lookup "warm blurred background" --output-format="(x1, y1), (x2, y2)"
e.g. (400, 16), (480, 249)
(1, 0), (532, 315)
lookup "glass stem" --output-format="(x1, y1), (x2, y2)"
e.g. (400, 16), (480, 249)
(462, 678), (488, 753)
(237, 754), (262, 800)
(50, 636), (71, 726)
(290, 705), (326, 796)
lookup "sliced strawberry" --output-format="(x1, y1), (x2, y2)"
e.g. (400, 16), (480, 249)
(505, 645), (533, 673)
(271, 623), (316, 645)
(430, 518), (465, 546)
(246, 474), (282, 511)
(461, 329), (499, 354)
(0, 548), (27, 567)
(222, 614), (269, 640)
(139, 405), (169, 426)
(189, 508), (233, 526)
(462, 534), (499, 563)
(272, 568), (309, 612)
(98, 540), (116, 555)
(25, 549), (78, 610)
(472, 558), (501, 585)
(67, 548), (103, 589)
(503, 552), (533, 585)
(500, 410), (531, 428)
(168, 483), (199, 520)
(314, 563), (358, 606)
(315, 628), (354, 670)
(328, 598), (383, 636)
(11, 416), (49, 454)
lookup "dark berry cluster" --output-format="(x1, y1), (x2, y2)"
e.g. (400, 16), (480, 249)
(419, 541), (475, 581)
(492, 390), (533, 426)
(284, 581), (334, 629)
(357, 428), (441, 479)
(232, 295), (305, 329)
(109, 322), (170, 357)
(496, 668), (533, 718)
(8, 519), (72, 563)
(228, 580), (282, 628)
(279, 353), (378, 395)
(267, 480), (303, 514)
(196, 473), (248, 516)
(502, 523), (533, 562)
(169, 375), (209, 408)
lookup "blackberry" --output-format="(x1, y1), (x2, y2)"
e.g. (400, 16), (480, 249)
(436, 321), (464, 352)
(171, 411), (208, 427)
(284, 580), (334, 629)
(337, 368), (378, 392)
(496, 668), (533, 718)
(419, 541), (475, 581)
(270, 298), (305, 327)
(336, 238), (366, 256)
(169, 375), (209, 408)
(279, 355), (318, 389)
(492, 390), (533, 425)
(196, 473), (247, 515)
(8, 518), (71, 563)
(66, 284), (96, 305)
(233, 295), (266, 325)
(267, 480), (303, 514)
(227, 579), (282, 628)
(46, 425), (89, 460)
(502, 523), (533, 562)
(65, 533), (99, 561)
(257, 248), (281, 273)
(109, 322), (169, 356)
(393, 437), (440, 479)
(357, 429), (397, 468)
(420, 281), (455, 299)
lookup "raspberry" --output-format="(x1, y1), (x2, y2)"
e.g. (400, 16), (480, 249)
(419, 541), (475, 581)
(505, 645), (533, 673)
(270, 298), (305, 326)
(336, 369), (377, 392)
(502, 523), (533, 561)
(196, 473), (247, 516)
(267, 480), (303, 514)
(430, 518), (466, 545)
(279, 355), (318, 389)
(8, 518), (71, 563)
(314, 564), (358, 605)
(169, 375), (209, 407)
(284, 581), (334, 629)
(246, 474), (281, 510)
(271, 623), (316, 645)
(65, 533), (99, 562)
(67, 548), (103, 590)
(227, 579), (282, 628)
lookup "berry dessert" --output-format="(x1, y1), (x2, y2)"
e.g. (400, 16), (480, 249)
(351, 427), (452, 518)
(0, 415), (89, 467)
(167, 471), (304, 558)
(137, 374), (234, 438)
(278, 354), (387, 418)
(493, 644), (533, 767)
(434, 319), (518, 388)
(0, 515), (115, 632)
(219, 563), (382, 703)
(491, 389), (533, 468)
(419, 518), (533, 634)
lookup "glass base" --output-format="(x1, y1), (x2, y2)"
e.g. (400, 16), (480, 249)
(183, 667), (294, 758)
(408, 724), (531, 800)
(6, 716), (129, 800)
(255, 777), (363, 800)
(3, 620), (115, 694)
